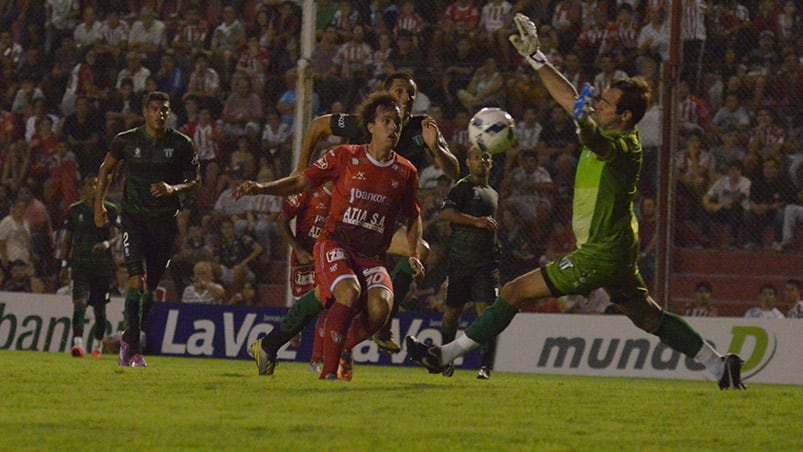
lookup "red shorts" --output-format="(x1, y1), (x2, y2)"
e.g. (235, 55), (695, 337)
(313, 239), (392, 306)
(290, 263), (316, 299)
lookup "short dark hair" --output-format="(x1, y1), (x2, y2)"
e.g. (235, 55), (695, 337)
(695, 281), (712, 293)
(356, 91), (400, 132)
(786, 279), (801, 291)
(759, 283), (777, 296)
(383, 71), (415, 91)
(611, 78), (650, 127)
(144, 91), (170, 105)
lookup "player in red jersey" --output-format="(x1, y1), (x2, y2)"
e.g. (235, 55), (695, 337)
(279, 184), (331, 371)
(235, 92), (424, 380)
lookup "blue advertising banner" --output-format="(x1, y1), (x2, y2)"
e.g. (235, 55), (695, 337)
(144, 302), (481, 369)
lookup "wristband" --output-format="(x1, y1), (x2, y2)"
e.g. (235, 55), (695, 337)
(529, 50), (547, 70)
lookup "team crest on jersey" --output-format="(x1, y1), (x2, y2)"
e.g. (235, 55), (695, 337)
(473, 188), (481, 199)
(391, 180), (399, 188)
(326, 248), (346, 263)
(134, 147), (142, 158)
(558, 257), (574, 271)
(352, 158), (359, 166)
(78, 213), (84, 222)
(164, 148), (174, 158)
(353, 171), (366, 181)
(313, 156), (329, 170)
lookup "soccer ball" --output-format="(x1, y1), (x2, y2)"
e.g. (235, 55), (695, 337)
(468, 107), (516, 155)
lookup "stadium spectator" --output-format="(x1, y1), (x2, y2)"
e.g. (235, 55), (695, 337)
(115, 51), (151, 95)
(773, 202), (803, 252)
(478, 0), (513, 68)
(592, 53), (628, 98)
(0, 198), (32, 269)
(97, 10), (129, 65)
(744, 283), (785, 318)
(683, 281), (719, 317)
(210, 5), (246, 85)
(153, 54), (186, 102)
(456, 57), (505, 113)
(702, 161), (751, 248)
(228, 280), (258, 306)
(710, 129), (747, 177)
(44, 0), (80, 56)
(711, 93), (751, 137)
(638, 196), (657, 291)
(598, 3), (640, 74)
(169, 6), (209, 71)
(744, 108), (785, 179)
(235, 37), (269, 97)
(221, 72), (263, 141)
(676, 80), (712, 137)
(637, 5), (670, 64)
(183, 54), (221, 110)
(62, 96), (103, 177)
(104, 78), (142, 131)
(181, 261), (226, 304)
(73, 6), (102, 48)
(127, 7), (166, 71)
(500, 149), (554, 237)
(3, 259), (43, 293)
(213, 216), (262, 293)
(170, 220), (216, 297)
(745, 158), (794, 249)
(785, 279), (802, 318)
(674, 130), (716, 223)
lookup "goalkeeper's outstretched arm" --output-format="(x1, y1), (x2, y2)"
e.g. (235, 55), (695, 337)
(508, 13), (578, 114)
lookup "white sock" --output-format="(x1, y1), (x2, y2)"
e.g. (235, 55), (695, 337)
(440, 334), (479, 364)
(72, 337), (83, 347)
(694, 341), (724, 380)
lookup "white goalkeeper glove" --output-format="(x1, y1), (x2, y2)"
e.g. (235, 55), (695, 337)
(573, 82), (595, 125)
(509, 13), (548, 71)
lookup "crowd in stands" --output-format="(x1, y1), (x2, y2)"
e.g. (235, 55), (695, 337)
(0, 1), (800, 313)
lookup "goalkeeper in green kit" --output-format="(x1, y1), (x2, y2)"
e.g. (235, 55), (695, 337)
(407, 13), (746, 390)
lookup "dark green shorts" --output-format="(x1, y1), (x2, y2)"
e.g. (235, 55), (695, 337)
(446, 265), (499, 308)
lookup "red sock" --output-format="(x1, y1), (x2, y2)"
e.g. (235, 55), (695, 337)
(320, 303), (353, 378)
(310, 309), (327, 363)
(344, 310), (374, 350)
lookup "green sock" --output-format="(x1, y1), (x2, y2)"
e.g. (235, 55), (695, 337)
(72, 304), (87, 338)
(141, 292), (154, 324)
(464, 298), (518, 345)
(262, 290), (323, 356)
(655, 312), (704, 357)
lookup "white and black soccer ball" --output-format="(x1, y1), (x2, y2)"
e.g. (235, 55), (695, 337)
(468, 107), (516, 155)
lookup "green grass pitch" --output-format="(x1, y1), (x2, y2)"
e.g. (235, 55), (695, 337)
(1, 351), (800, 451)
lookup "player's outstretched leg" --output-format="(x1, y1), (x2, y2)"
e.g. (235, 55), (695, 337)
(719, 354), (746, 390)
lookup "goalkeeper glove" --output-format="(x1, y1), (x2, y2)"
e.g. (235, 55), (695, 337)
(509, 13), (548, 71)
(573, 83), (595, 125)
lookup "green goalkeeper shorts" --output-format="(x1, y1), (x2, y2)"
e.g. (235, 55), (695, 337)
(544, 246), (648, 304)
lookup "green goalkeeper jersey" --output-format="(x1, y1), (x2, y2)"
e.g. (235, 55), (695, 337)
(110, 126), (198, 217)
(572, 127), (641, 261)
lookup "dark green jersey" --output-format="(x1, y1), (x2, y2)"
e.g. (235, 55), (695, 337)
(64, 200), (118, 269)
(442, 177), (499, 268)
(110, 126), (199, 216)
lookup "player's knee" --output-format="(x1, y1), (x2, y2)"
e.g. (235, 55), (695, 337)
(620, 302), (663, 333)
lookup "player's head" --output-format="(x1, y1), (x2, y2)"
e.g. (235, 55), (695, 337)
(80, 176), (97, 202)
(596, 78), (650, 130)
(383, 72), (416, 118)
(465, 146), (492, 180)
(358, 91), (402, 150)
(142, 91), (171, 135)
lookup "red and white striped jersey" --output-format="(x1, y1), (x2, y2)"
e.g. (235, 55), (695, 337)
(480, 1), (512, 33)
(682, 0), (707, 40)
(445, 3), (480, 30)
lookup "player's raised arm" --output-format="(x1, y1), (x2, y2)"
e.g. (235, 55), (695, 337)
(296, 114), (334, 173)
(509, 13), (578, 114)
(421, 116), (460, 180)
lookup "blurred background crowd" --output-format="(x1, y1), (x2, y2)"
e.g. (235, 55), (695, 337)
(0, 0), (800, 315)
